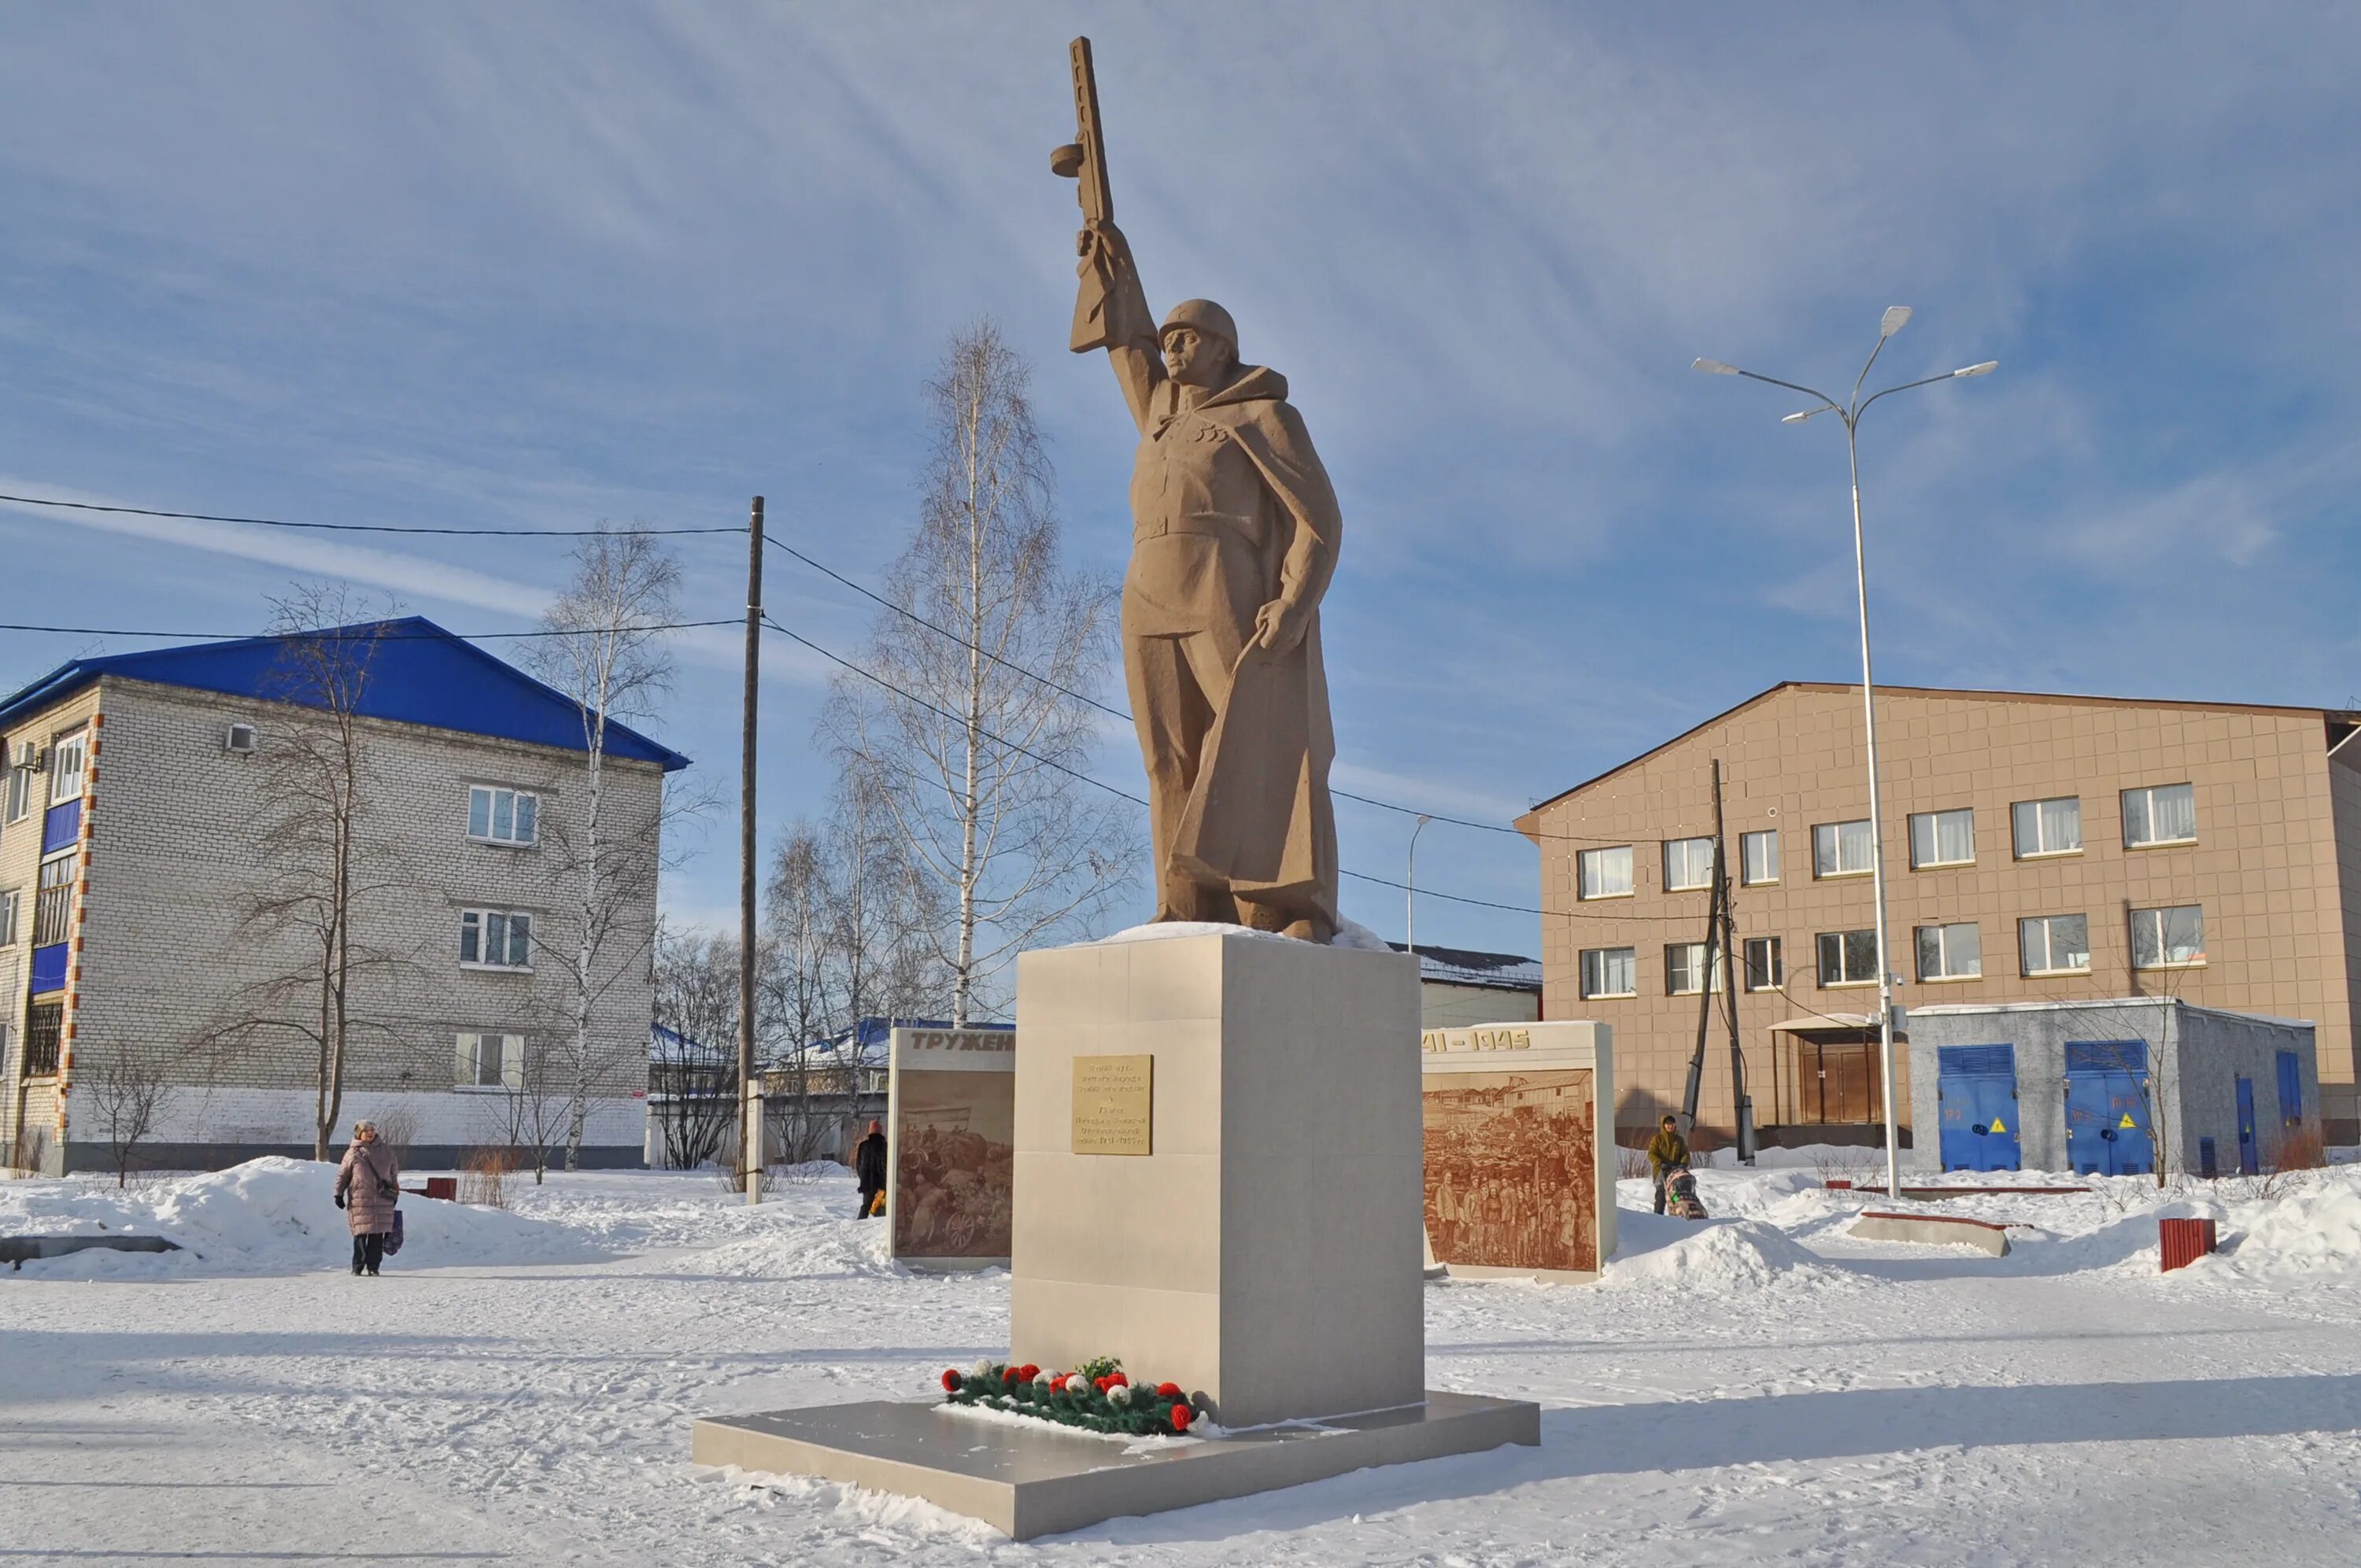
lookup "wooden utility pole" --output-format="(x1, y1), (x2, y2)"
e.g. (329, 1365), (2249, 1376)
(741, 496), (764, 1204)
(1679, 758), (1757, 1163)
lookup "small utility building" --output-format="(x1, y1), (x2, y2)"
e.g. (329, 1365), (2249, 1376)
(1905, 998), (2319, 1178)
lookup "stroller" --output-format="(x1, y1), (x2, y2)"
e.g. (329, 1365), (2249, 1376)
(1663, 1166), (1708, 1221)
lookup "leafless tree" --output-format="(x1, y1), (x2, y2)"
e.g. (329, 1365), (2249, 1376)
(652, 925), (741, 1169)
(821, 320), (1133, 1022)
(214, 585), (410, 1160)
(81, 1049), (171, 1188)
(475, 1006), (572, 1185)
(529, 527), (680, 1169)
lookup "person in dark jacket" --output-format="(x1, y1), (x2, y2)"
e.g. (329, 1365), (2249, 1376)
(334, 1119), (401, 1275)
(854, 1120), (888, 1220)
(1647, 1114), (1690, 1216)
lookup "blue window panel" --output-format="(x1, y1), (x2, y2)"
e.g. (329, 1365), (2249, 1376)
(2198, 1137), (2218, 1179)
(2275, 1051), (2303, 1127)
(42, 799), (81, 854)
(2065, 1040), (2152, 1177)
(1938, 1043), (2021, 1172)
(2235, 1077), (2259, 1175)
(30, 941), (68, 994)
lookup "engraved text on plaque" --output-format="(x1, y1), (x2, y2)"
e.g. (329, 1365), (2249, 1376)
(1071, 1053), (1154, 1155)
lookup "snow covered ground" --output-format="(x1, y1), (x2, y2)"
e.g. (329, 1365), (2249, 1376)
(6, 1160), (2361, 1565)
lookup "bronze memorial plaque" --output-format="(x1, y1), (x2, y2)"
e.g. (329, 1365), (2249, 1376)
(1071, 1054), (1154, 1155)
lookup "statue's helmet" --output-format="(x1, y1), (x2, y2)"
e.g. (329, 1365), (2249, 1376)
(1158, 299), (1237, 356)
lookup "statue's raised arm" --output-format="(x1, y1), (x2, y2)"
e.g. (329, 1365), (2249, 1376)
(1052, 37), (1160, 431)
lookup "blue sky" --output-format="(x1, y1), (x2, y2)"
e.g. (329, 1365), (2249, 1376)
(3, 4), (2358, 963)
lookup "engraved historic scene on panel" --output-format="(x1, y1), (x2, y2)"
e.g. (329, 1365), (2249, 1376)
(892, 1071), (1015, 1260)
(1422, 1068), (1598, 1275)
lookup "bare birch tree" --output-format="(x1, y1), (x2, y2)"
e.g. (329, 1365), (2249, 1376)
(652, 926), (740, 1169)
(529, 527), (679, 1169)
(822, 320), (1132, 1022)
(82, 1049), (171, 1187)
(215, 586), (408, 1160)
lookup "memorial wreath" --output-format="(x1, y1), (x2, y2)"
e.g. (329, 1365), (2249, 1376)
(937, 1357), (1196, 1435)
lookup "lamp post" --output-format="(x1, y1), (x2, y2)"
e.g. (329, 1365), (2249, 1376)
(1694, 310), (1996, 1201)
(1406, 814), (1433, 955)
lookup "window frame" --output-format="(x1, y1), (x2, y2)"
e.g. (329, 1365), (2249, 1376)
(1907, 807), (1975, 870)
(455, 1030), (527, 1090)
(1811, 819), (1875, 880)
(2121, 783), (2197, 850)
(1742, 935), (1784, 993)
(2011, 795), (2083, 859)
(1739, 829), (1779, 887)
(1662, 836), (1716, 893)
(1579, 946), (1638, 999)
(2130, 904), (2205, 970)
(2, 759), (30, 824)
(47, 731), (87, 806)
(0, 887), (17, 946)
(1665, 940), (1724, 996)
(458, 908), (535, 972)
(467, 784), (540, 848)
(2019, 913), (2092, 977)
(1576, 845), (1635, 901)
(1915, 921), (1983, 982)
(1815, 928), (1880, 987)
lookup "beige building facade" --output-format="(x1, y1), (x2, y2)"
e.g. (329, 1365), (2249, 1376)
(1517, 683), (2361, 1149)
(0, 621), (682, 1173)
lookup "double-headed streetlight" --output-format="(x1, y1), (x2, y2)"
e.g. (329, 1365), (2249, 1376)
(1694, 308), (1997, 1201)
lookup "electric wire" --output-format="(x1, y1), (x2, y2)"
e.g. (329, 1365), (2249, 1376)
(0, 619), (740, 641)
(0, 489), (748, 537)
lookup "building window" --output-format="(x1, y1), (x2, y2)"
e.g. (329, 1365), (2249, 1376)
(2130, 905), (2204, 968)
(1908, 807), (1975, 869)
(1580, 946), (1636, 998)
(23, 999), (61, 1076)
(2012, 796), (2082, 858)
(2, 755), (31, 824)
(31, 857), (73, 946)
(456, 1031), (527, 1089)
(1816, 928), (1879, 987)
(48, 731), (87, 806)
(460, 909), (534, 969)
(1740, 829), (1779, 886)
(1576, 845), (1634, 900)
(1743, 935), (1783, 992)
(2122, 783), (2196, 848)
(1916, 921), (1982, 980)
(1812, 819), (1875, 879)
(2019, 913), (2090, 976)
(1663, 837), (1716, 892)
(467, 785), (539, 847)
(0, 888), (17, 946)
(1665, 941), (1723, 995)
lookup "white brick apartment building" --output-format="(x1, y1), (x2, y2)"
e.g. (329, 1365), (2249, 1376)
(0, 618), (688, 1173)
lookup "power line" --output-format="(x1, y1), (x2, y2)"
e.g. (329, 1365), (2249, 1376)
(766, 614), (1705, 924)
(760, 532), (1632, 846)
(0, 490), (748, 537)
(0, 618), (739, 641)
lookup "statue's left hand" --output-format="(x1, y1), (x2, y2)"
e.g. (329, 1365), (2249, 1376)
(1251, 599), (1309, 655)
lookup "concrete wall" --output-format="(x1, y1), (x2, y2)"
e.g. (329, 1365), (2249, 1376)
(1520, 684), (2359, 1143)
(2, 676), (664, 1171)
(1905, 999), (2319, 1175)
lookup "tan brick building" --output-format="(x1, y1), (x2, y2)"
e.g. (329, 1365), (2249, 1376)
(1516, 683), (2361, 1149)
(0, 619), (685, 1173)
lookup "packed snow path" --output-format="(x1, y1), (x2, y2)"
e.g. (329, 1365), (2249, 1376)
(6, 1164), (2359, 1565)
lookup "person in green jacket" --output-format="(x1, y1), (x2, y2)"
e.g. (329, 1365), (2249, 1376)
(1647, 1115), (1690, 1216)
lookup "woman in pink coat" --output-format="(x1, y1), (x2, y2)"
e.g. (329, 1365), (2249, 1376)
(334, 1119), (401, 1275)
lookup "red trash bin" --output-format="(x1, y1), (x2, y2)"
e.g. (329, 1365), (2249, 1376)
(2159, 1216), (2217, 1271)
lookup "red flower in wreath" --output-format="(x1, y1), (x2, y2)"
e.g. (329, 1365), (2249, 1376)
(1001, 1367), (1020, 1384)
(1092, 1376), (1110, 1393)
(1156, 1382), (1182, 1399)
(940, 1369), (961, 1393)
(1107, 1373), (1129, 1389)
(1018, 1364), (1040, 1382)
(1169, 1403), (1192, 1432)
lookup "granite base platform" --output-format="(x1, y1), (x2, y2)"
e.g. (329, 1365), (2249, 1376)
(693, 1389), (1539, 1540)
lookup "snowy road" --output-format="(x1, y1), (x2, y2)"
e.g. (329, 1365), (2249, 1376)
(6, 1165), (2359, 1565)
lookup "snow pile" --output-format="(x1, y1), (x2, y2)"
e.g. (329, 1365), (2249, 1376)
(689, 1217), (905, 1280)
(2215, 1171), (2361, 1276)
(1602, 1212), (1836, 1293)
(0, 1157), (606, 1276)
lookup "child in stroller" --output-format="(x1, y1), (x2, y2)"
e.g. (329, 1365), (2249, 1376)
(1662, 1164), (1707, 1220)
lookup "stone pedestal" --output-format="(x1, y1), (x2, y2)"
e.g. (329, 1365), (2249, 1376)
(1011, 930), (1424, 1427)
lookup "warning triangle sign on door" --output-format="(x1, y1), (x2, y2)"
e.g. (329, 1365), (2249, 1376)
(1989, 1116), (2006, 1134)
(2119, 1112), (2137, 1129)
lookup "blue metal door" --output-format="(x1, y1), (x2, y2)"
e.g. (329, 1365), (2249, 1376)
(1937, 1045), (2021, 1171)
(2065, 1040), (2153, 1177)
(2276, 1051), (2303, 1131)
(2236, 1076), (2259, 1174)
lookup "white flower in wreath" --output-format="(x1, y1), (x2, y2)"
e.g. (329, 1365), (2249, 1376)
(1107, 1383), (1132, 1408)
(1033, 1370), (1055, 1389)
(972, 1360), (999, 1381)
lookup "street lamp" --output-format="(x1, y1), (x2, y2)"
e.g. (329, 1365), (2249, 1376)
(1693, 310), (1997, 1201)
(1406, 814), (1433, 955)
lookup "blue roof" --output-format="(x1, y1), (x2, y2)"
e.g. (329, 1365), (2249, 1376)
(0, 617), (690, 771)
